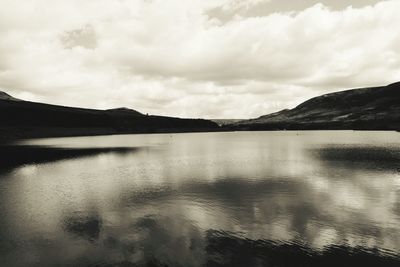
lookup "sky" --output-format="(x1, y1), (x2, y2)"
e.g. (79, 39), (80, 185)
(0, 0), (399, 119)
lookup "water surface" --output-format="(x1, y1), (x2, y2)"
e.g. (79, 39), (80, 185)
(0, 131), (399, 266)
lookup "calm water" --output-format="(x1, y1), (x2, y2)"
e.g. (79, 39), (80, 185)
(0, 131), (399, 267)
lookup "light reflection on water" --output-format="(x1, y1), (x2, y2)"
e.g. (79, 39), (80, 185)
(0, 131), (399, 267)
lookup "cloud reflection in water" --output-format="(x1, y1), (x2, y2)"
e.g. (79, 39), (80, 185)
(0, 131), (399, 267)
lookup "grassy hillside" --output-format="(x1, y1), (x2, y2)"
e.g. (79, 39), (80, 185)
(228, 82), (400, 131)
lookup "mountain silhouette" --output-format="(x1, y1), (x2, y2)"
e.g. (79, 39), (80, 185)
(0, 92), (218, 139)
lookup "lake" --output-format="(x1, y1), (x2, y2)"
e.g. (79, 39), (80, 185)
(0, 131), (399, 267)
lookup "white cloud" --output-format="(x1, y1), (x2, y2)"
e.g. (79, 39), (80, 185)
(220, 0), (270, 12)
(0, 0), (399, 118)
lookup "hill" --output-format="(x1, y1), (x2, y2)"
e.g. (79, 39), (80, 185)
(0, 92), (219, 140)
(227, 82), (400, 131)
(0, 91), (21, 101)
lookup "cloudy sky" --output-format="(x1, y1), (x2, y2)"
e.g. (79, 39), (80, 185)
(1, 0), (399, 119)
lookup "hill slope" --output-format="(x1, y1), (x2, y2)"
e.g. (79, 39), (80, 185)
(0, 92), (219, 139)
(0, 91), (21, 101)
(228, 82), (400, 131)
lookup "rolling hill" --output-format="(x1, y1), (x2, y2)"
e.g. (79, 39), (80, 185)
(0, 92), (219, 140)
(227, 82), (400, 131)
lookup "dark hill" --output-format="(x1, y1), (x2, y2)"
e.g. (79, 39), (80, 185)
(106, 107), (143, 116)
(0, 91), (21, 101)
(0, 92), (219, 140)
(228, 82), (400, 131)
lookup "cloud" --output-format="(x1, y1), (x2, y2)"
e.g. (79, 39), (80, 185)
(60, 24), (98, 49)
(0, 0), (399, 118)
(220, 0), (271, 12)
